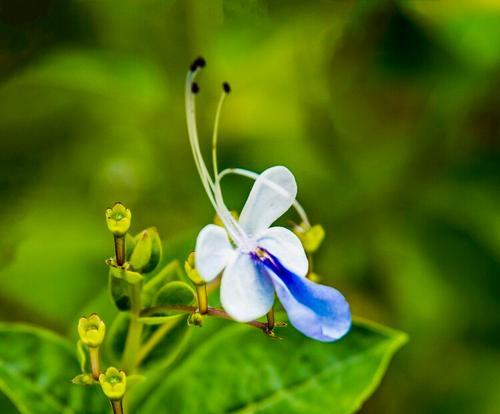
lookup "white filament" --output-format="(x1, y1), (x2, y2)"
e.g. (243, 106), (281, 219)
(185, 70), (248, 248)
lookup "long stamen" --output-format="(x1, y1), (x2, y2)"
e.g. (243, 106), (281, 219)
(210, 82), (245, 239)
(185, 58), (248, 247)
(217, 167), (312, 228)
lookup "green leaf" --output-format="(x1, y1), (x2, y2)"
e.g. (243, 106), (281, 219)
(105, 313), (130, 366)
(141, 260), (185, 307)
(133, 317), (407, 414)
(152, 281), (196, 313)
(0, 323), (107, 414)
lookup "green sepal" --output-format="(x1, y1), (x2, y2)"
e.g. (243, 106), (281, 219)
(125, 233), (136, 260)
(108, 267), (143, 311)
(72, 373), (96, 385)
(109, 265), (143, 285)
(130, 230), (152, 271)
(76, 340), (87, 373)
(110, 275), (132, 311)
(141, 228), (162, 273)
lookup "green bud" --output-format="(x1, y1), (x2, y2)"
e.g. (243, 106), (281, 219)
(184, 252), (204, 286)
(130, 227), (162, 273)
(106, 202), (131, 236)
(78, 314), (106, 348)
(99, 367), (127, 401)
(72, 373), (95, 385)
(294, 224), (325, 253)
(188, 312), (204, 327)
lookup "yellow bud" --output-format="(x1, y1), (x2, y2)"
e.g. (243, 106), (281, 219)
(213, 210), (239, 227)
(188, 312), (204, 327)
(130, 227), (162, 273)
(105, 202), (131, 236)
(78, 314), (105, 348)
(99, 367), (127, 401)
(72, 373), (95, 385)
(185, 252), (204, 286)
(294, 224), (325, 253)
(307, 272), (321, 283)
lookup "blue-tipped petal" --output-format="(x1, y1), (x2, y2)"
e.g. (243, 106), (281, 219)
(260, 252), (351, 342)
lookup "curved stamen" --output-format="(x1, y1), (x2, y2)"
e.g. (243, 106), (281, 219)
(185, 60), (249, 247)
(217, 167), (311, 228)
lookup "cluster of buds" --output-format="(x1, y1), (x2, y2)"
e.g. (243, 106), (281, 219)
(74, 314), (127, 414)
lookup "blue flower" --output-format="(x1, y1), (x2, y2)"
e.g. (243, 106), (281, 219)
(185, 58), (351, 342)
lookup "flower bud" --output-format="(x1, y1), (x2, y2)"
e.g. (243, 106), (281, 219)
(307, 272), (321, 283)
(130, 227), (162, 273)
(72, 373), (95, 385)
(185, 252), (204, 286)
(188, 312), (204, 327)
(106, 202), (131, 236)
(294, 223), (325, 253)
(78, 314), (106, 348)
(99, 367), (127, 401)
(213, 210), (239, 227)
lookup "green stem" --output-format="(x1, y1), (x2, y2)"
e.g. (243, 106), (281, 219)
(89, 347), (101, 380)
(196, 284), (208, 314)
(111, 399), (124, 414)
(136, 317), (178, 366)
(114, 235), (126, 266)
(122, 282), (143, 373)
(266, 308), (275, 333)
(141, 305), (270, 331)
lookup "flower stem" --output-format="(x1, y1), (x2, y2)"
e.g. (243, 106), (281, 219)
(135, 317), (178, 366)
(266, 308), (275, 333)
(114, 235), (126, 266)
(89, 347), (101, 380)
(110, 400), (124, 414)
(196, 284), (208, 314)
(141, 305), (271, 331)
(122, 282), (143, 373)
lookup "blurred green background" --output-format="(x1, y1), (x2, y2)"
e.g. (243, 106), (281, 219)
(0, 0), (499, 413)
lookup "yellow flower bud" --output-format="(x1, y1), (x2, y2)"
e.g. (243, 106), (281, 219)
(184, 252), (204, 286)
(188, 312), (204, 327)
(213, 211), (239, 227)
(294, 224), (325, 253)
(105, 202), (131, 236)
(99, 367), (127, 401)
(78, 314), (106, 348)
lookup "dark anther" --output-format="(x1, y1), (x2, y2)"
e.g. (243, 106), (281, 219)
(190, 56), (206, 71)
(191, 82), (200, 94)
(222, 82), (231, 94)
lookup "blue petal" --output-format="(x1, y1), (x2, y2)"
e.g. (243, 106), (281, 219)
(259, 251), (351, 342)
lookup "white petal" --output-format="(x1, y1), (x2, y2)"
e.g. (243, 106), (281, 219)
(195, 224), (234, 282)
(257, 227), (308, 277)
(238, 166), (297, 238)
(220, 253), (274, 322)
